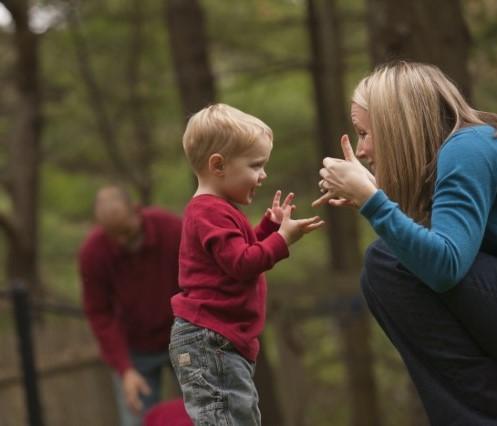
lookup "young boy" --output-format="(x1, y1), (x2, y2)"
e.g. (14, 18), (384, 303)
(169, 103), (324, 425)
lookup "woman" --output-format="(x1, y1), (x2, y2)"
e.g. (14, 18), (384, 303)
(314, 61), (497, 424)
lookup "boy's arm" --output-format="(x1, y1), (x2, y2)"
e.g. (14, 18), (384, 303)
(254, 215), (280, 241)
(196, 214), (289, 281)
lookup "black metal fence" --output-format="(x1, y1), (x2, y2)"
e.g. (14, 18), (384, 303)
(0, 282), (85, 426)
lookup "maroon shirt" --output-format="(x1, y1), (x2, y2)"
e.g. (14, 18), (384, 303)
(171, 195), (289, 362)
(79, 207), (182, 375)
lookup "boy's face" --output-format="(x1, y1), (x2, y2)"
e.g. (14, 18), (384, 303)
(219, 136), (272, 205)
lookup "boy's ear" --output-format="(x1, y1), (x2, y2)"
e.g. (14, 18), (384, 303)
(208, 153), (225, 176)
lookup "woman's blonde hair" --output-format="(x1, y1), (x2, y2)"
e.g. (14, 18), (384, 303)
(183, 103), (273, 173)
(353, 61), (497, 225)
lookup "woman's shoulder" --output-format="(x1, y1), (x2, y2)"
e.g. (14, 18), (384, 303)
(446, 124), (496, 144)
(441, 124), (497, 154)
(437, 124), (497, 181)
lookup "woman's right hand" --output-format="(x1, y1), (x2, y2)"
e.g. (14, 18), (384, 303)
(312, 135), (377, 208)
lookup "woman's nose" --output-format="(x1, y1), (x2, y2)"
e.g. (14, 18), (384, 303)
(355, 140), (365, 159)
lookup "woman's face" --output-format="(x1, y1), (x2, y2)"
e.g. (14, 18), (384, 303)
(351, 102), (375, 173)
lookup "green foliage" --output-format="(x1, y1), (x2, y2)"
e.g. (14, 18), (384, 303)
(465, 0), (497, 111)
(40, 210), (88, 301)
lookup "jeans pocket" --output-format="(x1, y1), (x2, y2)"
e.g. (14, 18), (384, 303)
(205, 329), (233, 351)
(171, 347), (229, 425)
(169, 333), (205, 378)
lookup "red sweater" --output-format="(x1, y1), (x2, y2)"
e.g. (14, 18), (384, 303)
(171, 195), (289, 362)
(79, 207), (182, 375)
(144, 398), (193, 426)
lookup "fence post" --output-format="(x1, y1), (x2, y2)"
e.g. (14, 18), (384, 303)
(11, 280), (45, 426)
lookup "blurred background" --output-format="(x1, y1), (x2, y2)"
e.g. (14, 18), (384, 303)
(0, 0), (496, 425)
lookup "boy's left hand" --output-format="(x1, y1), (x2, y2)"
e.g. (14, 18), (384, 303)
(265, 190), (295, 224)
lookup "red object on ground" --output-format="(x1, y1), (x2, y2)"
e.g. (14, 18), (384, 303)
(144, 398), (193, 426)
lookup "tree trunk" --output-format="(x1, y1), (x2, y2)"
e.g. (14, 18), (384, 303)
(2, 0), (42, 294)
(272, 318), (311, 426)
(127, 0), (154, 204)
(366, 0), (472, 99)
(307, 1), (381, 425)
(166, 0), (216, 118)
(254, 341), (285, 426)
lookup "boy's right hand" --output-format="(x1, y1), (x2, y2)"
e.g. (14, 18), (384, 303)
(277, 203), (325, 246)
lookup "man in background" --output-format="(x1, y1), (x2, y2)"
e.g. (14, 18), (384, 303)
(78, 185), (182, 426)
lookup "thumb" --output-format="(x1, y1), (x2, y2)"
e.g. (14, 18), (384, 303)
(341, 134), (357, 163)
(138, 375), (151, 396)
(140, 380), (152, 395)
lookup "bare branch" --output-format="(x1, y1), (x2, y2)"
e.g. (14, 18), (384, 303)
(127, 0), (153, 204)
(65, 3), (139, 187)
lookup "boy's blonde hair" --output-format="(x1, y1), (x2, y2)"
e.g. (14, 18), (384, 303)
(352, 61), (497, 225)
(182, 103), (273, 173)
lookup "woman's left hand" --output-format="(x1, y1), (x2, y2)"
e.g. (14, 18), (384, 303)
(312, 135), (377, 208)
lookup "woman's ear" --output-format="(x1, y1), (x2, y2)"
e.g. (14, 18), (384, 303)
(208, 153), (225, 176)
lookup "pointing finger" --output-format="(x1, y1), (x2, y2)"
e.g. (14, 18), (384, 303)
(312, 192), (333, 208)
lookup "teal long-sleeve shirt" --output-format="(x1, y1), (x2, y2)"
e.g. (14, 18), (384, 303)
(360, 125), (497, 293)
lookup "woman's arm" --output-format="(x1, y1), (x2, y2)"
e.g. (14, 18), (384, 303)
(361, 127), (497, 292)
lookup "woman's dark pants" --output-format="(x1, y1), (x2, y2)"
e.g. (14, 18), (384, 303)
(361, 239), (497, 425)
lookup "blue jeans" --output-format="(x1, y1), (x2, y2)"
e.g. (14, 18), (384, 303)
(113, 349), (172, 426)
(362, 239), (497, 425)
(169, 318), (261, 426)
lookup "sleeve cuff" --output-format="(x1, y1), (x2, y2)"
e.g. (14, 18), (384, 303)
(360, 190), (389, 219)
(116, 357), (133, 376)
(258, 215), (280, 233)
(264, 231), (290, 261)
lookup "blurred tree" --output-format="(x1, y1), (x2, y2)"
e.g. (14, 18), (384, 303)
(66, 0), (155, 203)
(307, 1), (380, 426)
(126, 0), (154, 203)
(366, 0), (472, 99)
(0, 0), (42, 294)
(166, 0), (216, 119)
